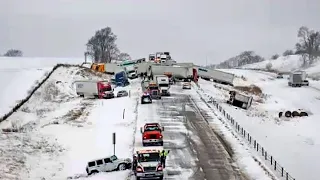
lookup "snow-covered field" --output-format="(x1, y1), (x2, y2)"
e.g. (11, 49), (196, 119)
(198, 67), (320, 180)
(0, 57), (84, 117)
(0, 66), (139, 180)
(241, 55), (320, 78)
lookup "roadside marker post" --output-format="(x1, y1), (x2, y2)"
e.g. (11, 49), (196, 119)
(112, 132), (116, 155)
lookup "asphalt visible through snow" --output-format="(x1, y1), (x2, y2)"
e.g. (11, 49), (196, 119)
(153, 86), (248, 180)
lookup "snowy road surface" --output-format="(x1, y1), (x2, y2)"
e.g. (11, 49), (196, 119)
(133, 84), (248, 180)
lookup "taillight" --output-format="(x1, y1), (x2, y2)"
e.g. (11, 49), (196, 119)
(136, 166), (143, 172)
(157, 165), (163, 171)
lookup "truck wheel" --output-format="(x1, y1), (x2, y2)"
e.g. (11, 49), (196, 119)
(136, 177), (140, 180)
(284, 111), (292, 117)
(159, 175), (163, 180)
(159, 142), (163, 146)
(89, 170), (99, 175)
(300, 112), (308, 116)
(80, 94), (84, 98)
(142, 142), (146, 146)
(292, 111), (299, 117)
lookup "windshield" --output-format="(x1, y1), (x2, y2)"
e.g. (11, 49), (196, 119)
(144, 126), (161, 132)
(101, 86), (112, 92)
(149, 86), (158, 90)
(110, 155), (118, 161)
(138, 152), (160, 162)
(158, 84), (168, 87)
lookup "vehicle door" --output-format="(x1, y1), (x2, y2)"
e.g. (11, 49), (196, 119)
(103, 158), (115, 171)
(95, 159), (105, 172)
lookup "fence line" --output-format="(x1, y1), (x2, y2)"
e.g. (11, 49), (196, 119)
(195, 85), (296, 180)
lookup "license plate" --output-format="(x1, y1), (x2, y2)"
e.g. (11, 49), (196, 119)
(145, 174), (154, 177)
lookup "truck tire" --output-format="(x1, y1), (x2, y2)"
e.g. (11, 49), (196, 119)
(300, 112), (308, 116)
(136, 177), (141, 180)
(159, 142), (163, 146)
(159, 175), (163, 180)
(285, 111), (292, 117)
(142, 142), (147, 146)
(80, 94), (84, 98)
(292, 111), (299, 117)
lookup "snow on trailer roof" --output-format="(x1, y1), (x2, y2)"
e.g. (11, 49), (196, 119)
(135, 147), (164, 154)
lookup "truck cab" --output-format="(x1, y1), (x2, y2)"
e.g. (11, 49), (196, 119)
(134, 148), (164, 180)
(147, 82), (161, 99)
(140, 123), (164, 146)
(155, 75), (170, 96)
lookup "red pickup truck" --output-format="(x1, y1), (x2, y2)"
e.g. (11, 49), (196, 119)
(140, 123), (164, 146)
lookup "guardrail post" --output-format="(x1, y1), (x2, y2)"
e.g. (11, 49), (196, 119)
(265, 151), (267, 160)
(286, 172), (288, 180)
(281, 167), (284, 176)
(271, 156), (273, 165)
(256, 143), (259, 151)
(254, 140), (256, 148)
(274, 161), (277, 170)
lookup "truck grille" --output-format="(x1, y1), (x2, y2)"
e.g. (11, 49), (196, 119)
(144, 166), (156, 172)
(150, 134), (157, 139)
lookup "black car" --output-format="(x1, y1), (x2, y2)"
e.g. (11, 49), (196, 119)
(117, 90), (128, 97)
(141, 93), (152, 104)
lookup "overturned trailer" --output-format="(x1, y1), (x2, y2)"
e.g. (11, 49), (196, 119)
(227, 91), (253, 109)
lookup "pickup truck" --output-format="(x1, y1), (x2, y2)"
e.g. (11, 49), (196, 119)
(140, 123), (164, 146)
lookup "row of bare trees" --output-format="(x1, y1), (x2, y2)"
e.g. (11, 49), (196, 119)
(85, 27), (131, 63)
(0, 49), (23, 57)
(270, 26), (320, 66)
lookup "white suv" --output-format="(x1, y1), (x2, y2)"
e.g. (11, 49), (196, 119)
(134, 149), (164, 180)
(86, 155), (131, 175)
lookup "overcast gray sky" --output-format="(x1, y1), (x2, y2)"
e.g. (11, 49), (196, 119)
(1, 0), (320, 65)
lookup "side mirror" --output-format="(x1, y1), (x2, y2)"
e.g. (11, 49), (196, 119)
(140, 127), (143, 133)
(162, 127), (164, 131)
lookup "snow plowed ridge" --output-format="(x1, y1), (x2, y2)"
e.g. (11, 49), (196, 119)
(0, 64), (103, 122)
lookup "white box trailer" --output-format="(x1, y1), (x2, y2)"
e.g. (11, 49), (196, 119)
(74, 80), (114, 99)
(151, 65), (193, 79)
(288, 71), (309, 87)
(197, 67), (234, 85)
(105, 63), (124, 74)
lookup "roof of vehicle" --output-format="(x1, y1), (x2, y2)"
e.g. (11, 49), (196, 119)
(136, 147), (163, 154)
(144, 123), (160, 126)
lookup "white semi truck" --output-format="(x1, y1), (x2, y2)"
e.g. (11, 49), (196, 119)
(197, 67), (234, 86)
(154, 75), (170, 96)
(74, 80), (114, 99)
(288, 71), (309, 87)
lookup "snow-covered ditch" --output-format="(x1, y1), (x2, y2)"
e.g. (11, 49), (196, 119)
(198, 69), (320, 180)
(0, 66), (139, 180)
(0, 57), (83, 117)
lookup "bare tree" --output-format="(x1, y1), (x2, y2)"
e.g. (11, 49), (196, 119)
(4, 49), (23, 57)
(86, 27), (118, 63)
(266, 62), (272, 70)
(295, 26), (320, 66)
(118, 52), (131, 61)
(271, 54), (279, 60)
(282, 49), (294, 56)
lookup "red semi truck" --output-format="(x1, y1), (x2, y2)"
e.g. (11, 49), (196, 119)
(140, 123), (164, 146)
(74, 80), (114, 99)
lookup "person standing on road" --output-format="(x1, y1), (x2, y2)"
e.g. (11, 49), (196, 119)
(160, 150), (170, 168)
(132, 155), (138, 172)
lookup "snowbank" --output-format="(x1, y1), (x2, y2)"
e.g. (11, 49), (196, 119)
(0, 66), (138, 180)
(0, 57), (83, 117)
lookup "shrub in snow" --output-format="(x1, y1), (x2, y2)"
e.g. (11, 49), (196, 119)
(265, 62), (272, 70)
(42, 82), (60, 101)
